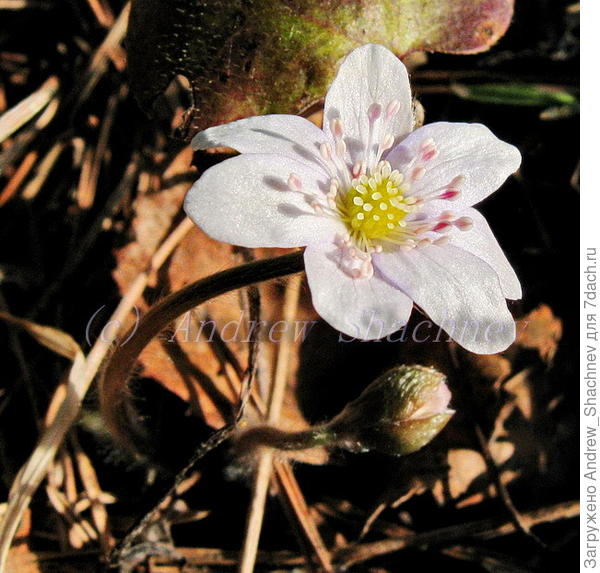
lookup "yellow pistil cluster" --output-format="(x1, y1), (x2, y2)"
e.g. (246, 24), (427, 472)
(338, 161), (417, 249)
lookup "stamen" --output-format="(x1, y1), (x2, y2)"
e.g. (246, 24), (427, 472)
(449, 175), (466, 188)
(411, 166), (425, 182)
(352, 160), (366, 178)
(330, 118), (344, 140)
(368, 103), (383, 123)
(432, 221), (452, 234)
(420, 139), (438, 162)
(382, 133), (395, 150)
(287, 173), (303, 192)
(320, 142), (331, 161)
(385, 99), (401, 119)
(439, 189), (461, 201)
(454, 216), (473, 231)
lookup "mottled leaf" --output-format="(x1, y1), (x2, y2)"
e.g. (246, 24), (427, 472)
(127, 0), (515, 137)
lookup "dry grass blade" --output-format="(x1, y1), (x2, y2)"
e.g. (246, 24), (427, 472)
(21, 141), (66, 201)
(273, 461), (333, 571)
(78, 2), (129, 106)
(0, 217), (195, 573)
(84, 0), (115, 27)
(0, 76), (58, 145)
(238, 274), (332, 573)
(0, 311), (81, 360)
(77, 89), (121, 209)
(0, 0), (50, 7)
(0, 150), (37, 206)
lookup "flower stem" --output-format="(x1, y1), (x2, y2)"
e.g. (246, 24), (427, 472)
(236, 425), (335, 454)
(99, 250), (305, 453)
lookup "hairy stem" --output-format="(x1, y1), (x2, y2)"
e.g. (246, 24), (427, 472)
(236, 425), (335, 454)
(99, 250), (305, 453)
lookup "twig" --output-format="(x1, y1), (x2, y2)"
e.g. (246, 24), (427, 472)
(335, 500), (579, 569)
(239, 274), (319, 573)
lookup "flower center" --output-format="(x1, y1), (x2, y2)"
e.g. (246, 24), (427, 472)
(338, 161), (417, 249)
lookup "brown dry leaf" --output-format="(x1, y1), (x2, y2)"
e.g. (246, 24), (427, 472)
(515, 304), (563, 363)
(502, 368), (535, 421)
(460, 352), (512, 385)
(2, 507), (41, 573)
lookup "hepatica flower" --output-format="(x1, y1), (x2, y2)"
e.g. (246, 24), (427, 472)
(185, 44), (522, 354)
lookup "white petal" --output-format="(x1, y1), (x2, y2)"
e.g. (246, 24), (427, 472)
(192, 114), (329, 171)
(184, 154), (344, 248)
(448, 208), (522, 300)
(304, 243), (413, 340)
(385, 122), (521, 208)
(375, 245), (516, 354)
(324, 44), (413, 165)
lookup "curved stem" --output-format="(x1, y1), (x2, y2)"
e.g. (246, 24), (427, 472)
(99, 250), (305, 453)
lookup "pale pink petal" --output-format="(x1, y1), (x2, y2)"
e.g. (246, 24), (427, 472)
(447, 208), (522, 300)
(324, 44), (413, 164)
(385, 122), (521, 209)
(184, 154), (345, 248)
(304, 243), (413, 340)
(191, 114), (329, 172)
(374, 245), (516, 354)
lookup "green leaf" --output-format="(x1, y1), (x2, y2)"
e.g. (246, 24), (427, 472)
(452, 83), (578, 108)
(127, 0), (515, 137)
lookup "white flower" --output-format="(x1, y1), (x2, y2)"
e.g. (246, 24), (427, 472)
(185, 44), (522, 354)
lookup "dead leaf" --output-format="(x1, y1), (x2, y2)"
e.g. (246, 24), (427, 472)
(515, 304), (563, 363)
(127, 0), (515, 137)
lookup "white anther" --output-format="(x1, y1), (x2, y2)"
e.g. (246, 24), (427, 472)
(363, 203), (373, 212)
(330, 118), (344, 139)
(353, 196), (364, 206)
(455, 216), (473, 231)
(320, 142), (332, 160)
(385, 99), (401, 119)
(381, 133), (395, 152)
(449, 175), (466, 188)
(368, 103), (383, 123)
(411, 166), (425, 181)
(352, 160), (366, 178)
(287, 173), (303, 192)
(336, 139), (346, 157)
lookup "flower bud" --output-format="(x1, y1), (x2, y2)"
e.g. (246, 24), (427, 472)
(235, 365), (453, 458)
(326, 365), (454, 456)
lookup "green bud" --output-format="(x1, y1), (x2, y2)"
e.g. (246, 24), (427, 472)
(236, 365), (453, 458)
(326, 365), (454, 456)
